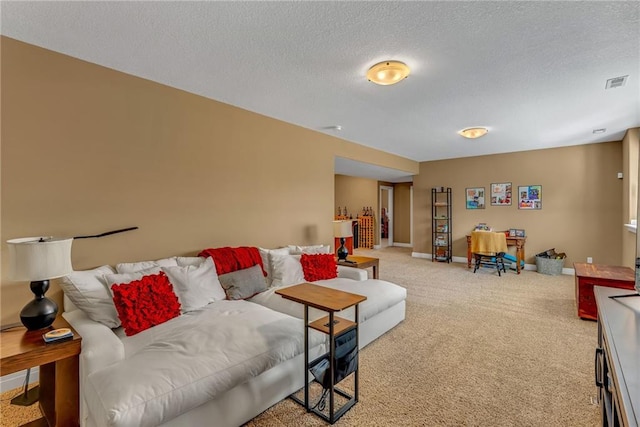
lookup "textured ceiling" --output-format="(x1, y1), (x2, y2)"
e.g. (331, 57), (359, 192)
(2, 1), (639, 181)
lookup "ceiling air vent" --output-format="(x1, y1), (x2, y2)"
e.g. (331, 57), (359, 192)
(605, 75), (628, 89)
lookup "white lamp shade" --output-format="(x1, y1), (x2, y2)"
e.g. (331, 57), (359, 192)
(7, 237), (73, 281)
(333, 220), (353, 238)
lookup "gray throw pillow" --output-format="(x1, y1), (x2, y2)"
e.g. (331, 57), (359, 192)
(218, 264), (267, 300)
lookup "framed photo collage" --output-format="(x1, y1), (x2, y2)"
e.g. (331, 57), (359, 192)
(465, 182), (541, 210)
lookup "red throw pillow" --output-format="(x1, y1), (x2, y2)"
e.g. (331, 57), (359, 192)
(111, 272), (181, 336)
(300, 254), (338, 282)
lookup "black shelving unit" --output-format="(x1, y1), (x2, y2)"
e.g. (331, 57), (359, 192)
(432, 187), (452, 263)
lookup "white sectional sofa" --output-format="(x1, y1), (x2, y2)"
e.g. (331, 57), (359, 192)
(60, 247), (406, 427)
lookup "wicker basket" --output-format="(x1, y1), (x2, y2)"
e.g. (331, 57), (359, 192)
(536, 256), (564, 275)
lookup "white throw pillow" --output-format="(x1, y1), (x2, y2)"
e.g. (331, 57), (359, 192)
(259, 247), (290, 286)
(103, 267), (163, 291)
(161, 257), (226, 312)
(115, 257), (178, 273)
(176, 256), (206, 267)
(60, 265), (120, 329)
(270, 253), (304, 288)
(287, 244), (331, 255)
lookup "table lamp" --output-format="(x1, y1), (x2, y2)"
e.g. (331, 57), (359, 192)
(333, 220), (353, 261)
(7, 237), (73, 330)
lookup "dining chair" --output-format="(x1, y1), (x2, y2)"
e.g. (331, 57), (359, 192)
(471, 231), (508, 276)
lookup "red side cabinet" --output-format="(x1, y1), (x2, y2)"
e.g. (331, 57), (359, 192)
(574, 263), (635, 320)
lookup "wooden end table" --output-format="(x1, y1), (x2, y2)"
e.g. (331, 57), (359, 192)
(1, 318), (82, 427)
(338, 255), (379, 279)
(276, 282), (366, 424)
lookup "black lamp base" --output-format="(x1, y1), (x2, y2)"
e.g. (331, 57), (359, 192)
(10, 368), (39, 406)
(20, 280), (58, 331)
(337, 238), (349, 262)
(10, 385), (39, 406)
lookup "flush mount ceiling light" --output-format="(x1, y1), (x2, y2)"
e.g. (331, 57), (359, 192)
(458, 127), (489, 139)
(366, 61), (410, 85)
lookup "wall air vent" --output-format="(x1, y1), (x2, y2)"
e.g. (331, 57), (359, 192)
(605, 75), (628, 89)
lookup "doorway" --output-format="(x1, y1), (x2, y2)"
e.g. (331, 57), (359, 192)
(380, 185), (393, 247)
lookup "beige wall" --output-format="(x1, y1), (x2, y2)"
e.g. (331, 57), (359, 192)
(393, 183), (412, 244)
(334, 177), (413, 246)
(414, 142), (625, 268)
(0, 38), (418, 324)
(333, 175), (378, 220)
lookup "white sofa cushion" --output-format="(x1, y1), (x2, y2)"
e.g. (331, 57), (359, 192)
(84, 300), (325, 427)
(250, 277), (407, 325)
(258, 247), (290, 286)
(337, 265), (367, 281)
(175, 256), (206, 267)
(63, 309), (126, 377)
(115, 257), (178, 274)
(287, 244), (331, 255)
(268, 253), (363, 287)
(60, 265), (120, 328)
(103, 267), (162, 288)
(269, 253), (304, 288)
(162, 257), (226, 312)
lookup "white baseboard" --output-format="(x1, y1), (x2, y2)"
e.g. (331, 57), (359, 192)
(1, 368), (39, 392)
(452, 255), (469, 264)
(411, 251), (574, 275)
(412, 252), (431, 259)
(391, 242), (412, 248)
(411, 253), (469, 264)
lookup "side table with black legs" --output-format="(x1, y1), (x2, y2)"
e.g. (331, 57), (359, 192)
(276, 282), (366, 424)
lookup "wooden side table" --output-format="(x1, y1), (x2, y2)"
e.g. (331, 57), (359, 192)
(338, 255), (379, 279)
(574, 263), (635, 320)
(1, 318), (82, 427)
(276, 282), (366, 424)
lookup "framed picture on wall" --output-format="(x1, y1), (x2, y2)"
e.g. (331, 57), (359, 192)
(518, 185), (542, 210)
(491, 182), (512, 206)
(465, 187), (485, 209)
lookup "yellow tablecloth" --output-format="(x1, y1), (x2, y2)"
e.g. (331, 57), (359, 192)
(471, 231), (508, 254)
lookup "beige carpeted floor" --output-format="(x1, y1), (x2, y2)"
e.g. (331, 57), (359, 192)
(246, 247), (600, 426)
(0, 385), (40, 427)
(1, 247), (600, 426)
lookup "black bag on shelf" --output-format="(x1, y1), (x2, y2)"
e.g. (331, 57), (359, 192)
(309, 328), (358, 389)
